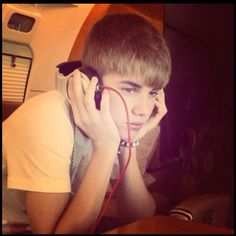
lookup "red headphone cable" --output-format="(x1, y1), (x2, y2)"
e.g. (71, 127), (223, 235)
(89, 86), (132, 234)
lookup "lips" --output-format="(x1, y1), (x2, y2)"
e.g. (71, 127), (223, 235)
(126, 122), (144, 130)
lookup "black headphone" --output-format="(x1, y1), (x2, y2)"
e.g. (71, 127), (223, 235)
(56, 60), (103, 110)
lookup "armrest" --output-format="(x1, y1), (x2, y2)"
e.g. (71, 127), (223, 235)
(169, 193), (232, 228)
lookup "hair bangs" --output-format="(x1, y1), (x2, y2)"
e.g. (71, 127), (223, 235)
(95, 51), (170, 90)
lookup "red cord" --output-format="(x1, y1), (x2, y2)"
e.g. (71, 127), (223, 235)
(89, 86), (132, 234)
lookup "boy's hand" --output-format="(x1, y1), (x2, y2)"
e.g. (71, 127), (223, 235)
(68, 69), (120, 149)
(135, 89), (167, 141)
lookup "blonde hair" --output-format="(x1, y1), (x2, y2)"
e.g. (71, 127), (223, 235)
(82, 13), (171, 89)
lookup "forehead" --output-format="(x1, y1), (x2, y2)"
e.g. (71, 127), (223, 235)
(102, 73), (158, 89)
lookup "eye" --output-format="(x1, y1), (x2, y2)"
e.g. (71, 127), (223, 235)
(150, 90), (158, 97)
(121, 87), (137, 94)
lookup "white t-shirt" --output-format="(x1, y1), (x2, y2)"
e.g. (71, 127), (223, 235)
(2, 90), (119, 232)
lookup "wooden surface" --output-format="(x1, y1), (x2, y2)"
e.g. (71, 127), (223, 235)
(104, 215), (233, 234)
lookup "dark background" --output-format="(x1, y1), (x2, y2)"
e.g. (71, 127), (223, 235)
(160, 4), (234, 170)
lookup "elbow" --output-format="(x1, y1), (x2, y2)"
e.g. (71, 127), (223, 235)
(140, 193), (156, 219)
(150, 196), (157, 216)
(54, 221), (91, 234)
(145, 195), (157, 218)
(134, 195), (157, 220)
(54, 214), (97, 234)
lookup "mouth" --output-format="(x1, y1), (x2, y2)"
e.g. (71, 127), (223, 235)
(126, 122), (144, 131)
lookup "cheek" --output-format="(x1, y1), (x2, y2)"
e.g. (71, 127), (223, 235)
(108, 92), (137, 130)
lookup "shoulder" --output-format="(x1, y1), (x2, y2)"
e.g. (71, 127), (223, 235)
(3, 90), (72, 130)
(3, 90), (74, 156)
(21, 90), (71, 117)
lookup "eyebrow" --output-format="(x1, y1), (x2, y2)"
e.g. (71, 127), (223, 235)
(119, 81), (142, 88)
(119, 81), (158, 90)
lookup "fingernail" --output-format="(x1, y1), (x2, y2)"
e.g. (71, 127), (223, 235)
(92, 76), (98, 82)
(74, 69), (80, 74)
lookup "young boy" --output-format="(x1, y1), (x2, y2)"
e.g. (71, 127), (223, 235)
(2, 13), (171, 234)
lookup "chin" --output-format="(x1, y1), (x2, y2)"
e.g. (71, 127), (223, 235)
(120, 130), (138, 141)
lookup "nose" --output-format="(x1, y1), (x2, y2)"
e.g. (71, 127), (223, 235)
(131, 95), (152, 117)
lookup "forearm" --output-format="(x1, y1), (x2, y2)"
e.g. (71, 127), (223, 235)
(116, 147), (156, 223)
(55, 145), (118, 234)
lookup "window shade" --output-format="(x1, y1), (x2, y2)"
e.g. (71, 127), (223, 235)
(2, 54), (32, 102)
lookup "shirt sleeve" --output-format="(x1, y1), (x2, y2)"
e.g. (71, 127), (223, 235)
(55, 68), (70, 102)
(4, 91), (74, 193)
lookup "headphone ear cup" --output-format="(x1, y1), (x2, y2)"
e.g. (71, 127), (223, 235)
(94, 81), (102, 110)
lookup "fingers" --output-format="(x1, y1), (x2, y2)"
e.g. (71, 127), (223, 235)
(84, 76), (99, 113)
(67, 71), (116, 141)
(154, 89), (167, 115)
(68, 70), (89, 127)
(142, 89), (167, 133)
(155, 89), (165, 103)
(69, 70), (86, 113)
(100, 89), (110, 115)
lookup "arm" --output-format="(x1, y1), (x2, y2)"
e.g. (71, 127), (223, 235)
(112, 89), (167, 224)
(55, 146), (118, 233)
(26, 146), (118, 234)
(114, 146), (156, 225)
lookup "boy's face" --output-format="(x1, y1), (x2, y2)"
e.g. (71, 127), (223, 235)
(102, 73), (158, 141)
